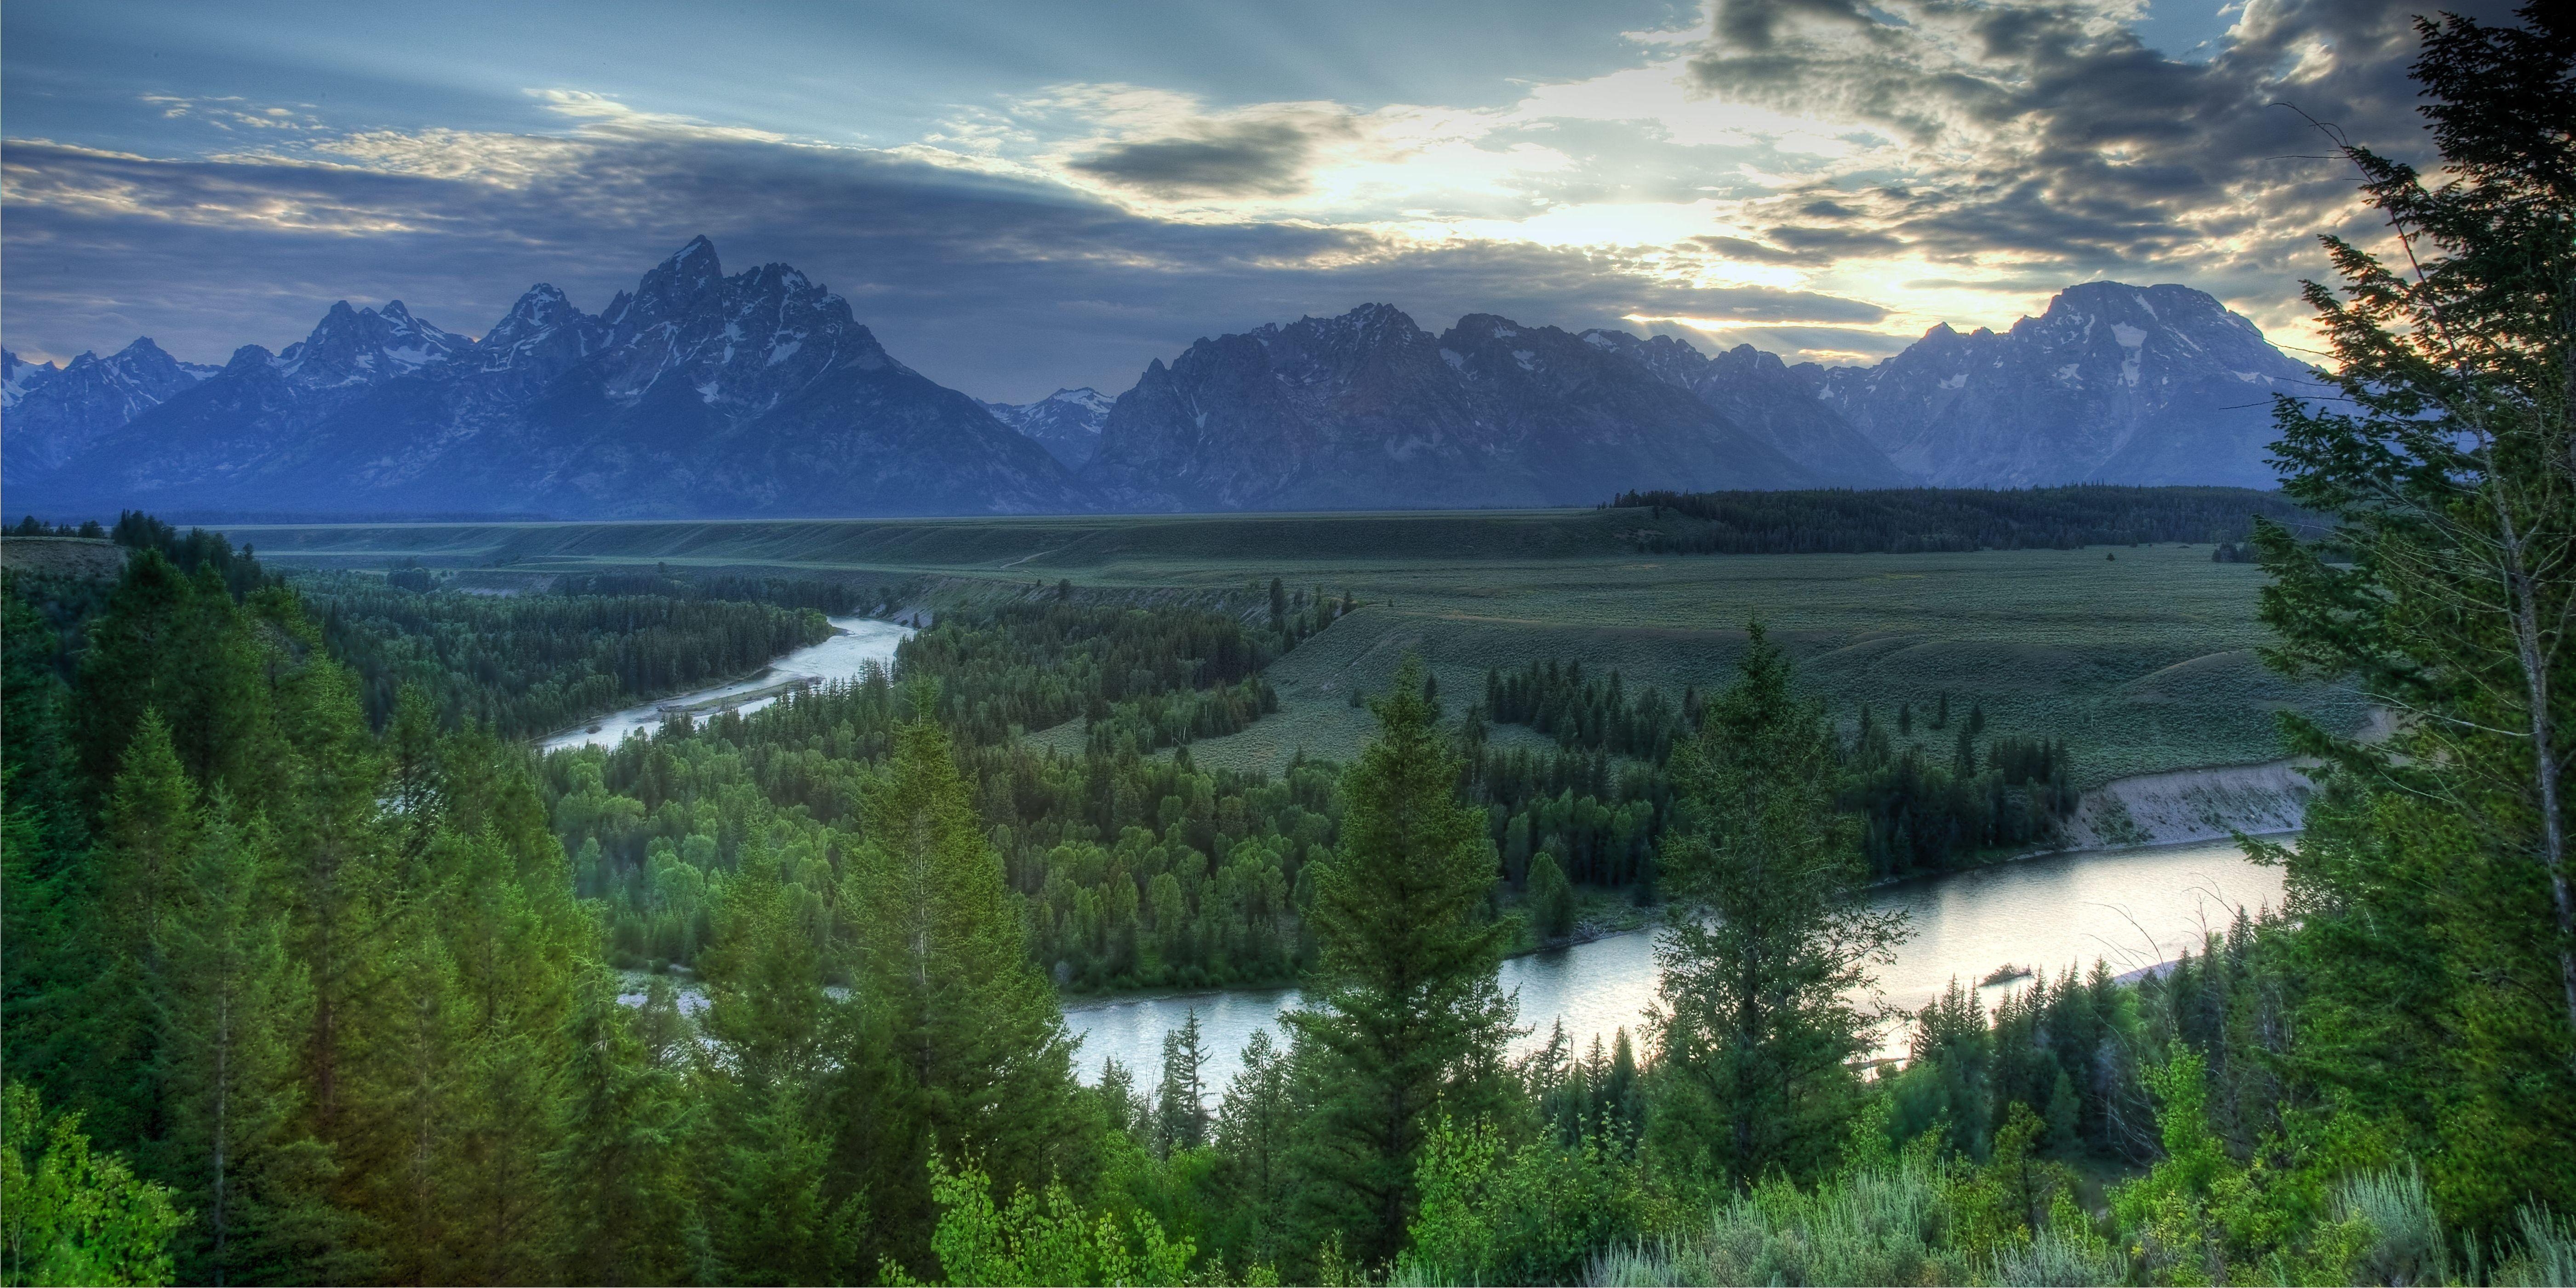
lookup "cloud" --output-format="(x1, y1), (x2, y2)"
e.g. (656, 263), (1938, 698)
(0, 115), (1886, 398)
(1, 3), (2523, 391)
(1069, 117), (1344, 198)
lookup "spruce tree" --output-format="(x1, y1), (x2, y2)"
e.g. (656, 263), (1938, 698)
(1648, 625), (1908, 1189)
(1152, 1009), (1212, 1157)
(1527, 849), (1576, 942)
(836, 713), (1086, 1271)
(1284, 655), (1516, 1265)
(71, 713), (200, 1151)
(2249, 1), (2576, 1225)
(698, 845), (855, 1283)
(545, 971), (698, 1286)
(153, 804), (341, 1285)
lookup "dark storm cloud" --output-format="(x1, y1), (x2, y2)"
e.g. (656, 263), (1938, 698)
(1687, 0), (2525, 272)
(1067, 118), (1345, 198)
(0, 131), (1885, 399)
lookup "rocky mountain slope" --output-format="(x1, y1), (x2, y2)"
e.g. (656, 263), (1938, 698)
(5, 265), (2318, 519)
(983, 388), (1113, 469)
(1814, 282), (2319, 489)
(9, 238), (1085, 519)
(2, 339), (219, 477)
(1080, 305), (1832, 510)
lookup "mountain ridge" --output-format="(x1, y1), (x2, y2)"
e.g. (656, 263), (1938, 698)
(5, 247), (2320, 519)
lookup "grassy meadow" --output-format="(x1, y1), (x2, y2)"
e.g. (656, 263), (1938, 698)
(227, 509), (2365, 787)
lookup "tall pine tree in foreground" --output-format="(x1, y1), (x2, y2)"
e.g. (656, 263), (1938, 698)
(1285, 655), (1516, 1267)
(1649, 624), (1907, 1189)
(835, 709), (1090, 1276)
(2251, 0), (2576, 1228)
(153, 804), (340, 1285)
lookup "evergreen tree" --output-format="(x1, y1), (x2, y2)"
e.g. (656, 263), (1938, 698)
(837, 713), (1088, 1272)
(2249, 1), (2576, 1225)
(546, 973), (698, 1285)
(1212, 1029), (1301, 1271)
(1151, 1010), (1212, 1157)
(1649, 625), (1908, 1189)
(76, 714), (198, 1148)
(354, 920), (466, 1285)
(1285, 655), (1517, 1265)
(1526, 849), (1576, 942)
(152, 805), (341, 1285)
(694, 846), (854, 1284)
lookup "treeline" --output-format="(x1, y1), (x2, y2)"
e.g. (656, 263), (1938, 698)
(293, 569), (841, 738)
(544, 679), (1337, 991)
(1845, 703), (2078, 872)
(895, 598), (1287, 752)
(1466, 660), (2079, 883)
(1607, 484), (2318, 554)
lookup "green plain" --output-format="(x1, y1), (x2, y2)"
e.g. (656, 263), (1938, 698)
(226, 509), (2365, 788)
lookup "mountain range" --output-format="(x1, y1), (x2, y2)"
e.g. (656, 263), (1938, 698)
(2, 238), (2319, 519)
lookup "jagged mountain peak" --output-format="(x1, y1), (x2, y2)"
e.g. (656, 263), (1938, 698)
(275, 298), (470, 389)
(632, 235), (727, 318)
(984, 387), (1116, 471)
(1, 349), (60, 410)
(1253, 302), (1429, 350)
(1818, 279), (2319, 488)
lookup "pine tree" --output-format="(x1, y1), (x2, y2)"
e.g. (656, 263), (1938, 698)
(1649, 624), (1908, 1188)
(355, 920), (467, 1285)
(1213, 1029), (1302, 1272)
(60, 712), (204, 1151)
(698, 846), (858, 1283)
(152, 804), (341, 1285)
(546, 972), (697, 1286)
(1285, 655), (1517, 1265)
(1527, 849), (1576, 942)
(1152, 1010), (1212, 1157)
(837, 713), (1086, 1272)
(2248, 2), (2576, 1224)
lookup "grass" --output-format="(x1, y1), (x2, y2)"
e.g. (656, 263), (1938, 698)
(225, 511), (2367, 788)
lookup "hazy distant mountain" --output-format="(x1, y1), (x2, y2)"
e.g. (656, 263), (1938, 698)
(1, 339), (218, 477)
(1574, 331), (1912, 487)
(6, 263), (2320, 520)
(1816, 282), (2319, 489)
(12, 238), (1087, 519)
(1080, 304), (1825, 511)
(983, 388), (1113, 469)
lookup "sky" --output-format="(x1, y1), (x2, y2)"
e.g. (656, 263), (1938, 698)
(0, 0), (2507, 402)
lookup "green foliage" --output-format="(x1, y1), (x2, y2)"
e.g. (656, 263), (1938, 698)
(1842, 711), (2078, 878)
(1482, 658), (1685, 762)
(1286, 656), (1518, 1265)
(895, 598), (1284, 752)
(1525, 849), (1576, 941)
(295, 568), (837, 736)
(2243, 0), (2576, 1244)
(841, 714), (1093, 1269)
(888, 1153), (1194, 1288)
(1649, 625), (1907, 1189)
(1591, 1150), (1972, 1288)
(1397, 1117), (1646, 1287)
(0, 1084), (186, 1288)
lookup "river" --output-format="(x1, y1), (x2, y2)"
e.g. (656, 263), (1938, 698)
(1061, 835), (2289, 1089)
(538, 616), (915, 752)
